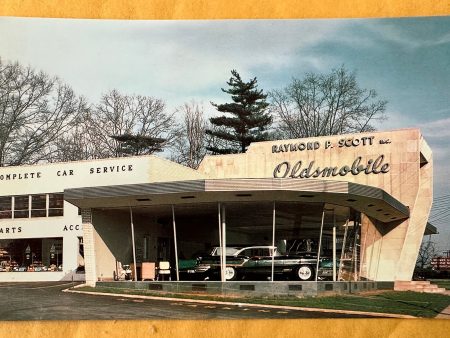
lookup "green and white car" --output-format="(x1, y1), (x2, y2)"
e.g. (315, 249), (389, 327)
(196, 246), (329, 281)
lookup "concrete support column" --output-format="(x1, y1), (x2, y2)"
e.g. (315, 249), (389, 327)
(315, 209), (325, 281)
(271, 201), (276, 282)
(129, 207), (137, 282)
(332, 209), (336, 282)
(221, 205), (226, 282)
(81, 208), (97, 287)
(218, 203), (223, 282)
(172, 205), (179, 281)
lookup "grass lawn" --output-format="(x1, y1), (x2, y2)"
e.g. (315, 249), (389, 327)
(76, 286), (450, 318)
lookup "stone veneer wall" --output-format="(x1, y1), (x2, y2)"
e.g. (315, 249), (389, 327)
(395, 137), (433, 280)
(359, 215), (383, 281)
(81, 208), (96, 287)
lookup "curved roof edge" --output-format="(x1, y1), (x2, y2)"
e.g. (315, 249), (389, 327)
(65, 178), (409, 223)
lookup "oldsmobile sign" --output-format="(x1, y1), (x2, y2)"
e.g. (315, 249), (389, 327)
(273, 155), (390, 179)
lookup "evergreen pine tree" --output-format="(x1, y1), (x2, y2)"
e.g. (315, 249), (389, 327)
(206, 70), (272, 154)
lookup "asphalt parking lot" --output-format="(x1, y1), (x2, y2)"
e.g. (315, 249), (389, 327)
(0, 282), (384, 320)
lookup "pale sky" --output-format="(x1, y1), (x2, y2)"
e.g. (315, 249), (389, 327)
(0, 16), (449, 251)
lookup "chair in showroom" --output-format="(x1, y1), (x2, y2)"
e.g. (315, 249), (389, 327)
(141, 262), (156, 281)
(157, 261), (171, 281)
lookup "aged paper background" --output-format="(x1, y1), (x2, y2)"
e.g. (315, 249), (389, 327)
(0, 0), (449, 337)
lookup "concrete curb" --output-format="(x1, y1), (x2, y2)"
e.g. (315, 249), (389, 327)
(70, 282), (88, 289)
(435, 291), (450, 319)
(63, 287), (417, 319)
(436, 305), (450, 319)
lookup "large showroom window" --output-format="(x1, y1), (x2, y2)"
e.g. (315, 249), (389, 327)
(0, 238), (63, 272)
(128, 201), (362, 282)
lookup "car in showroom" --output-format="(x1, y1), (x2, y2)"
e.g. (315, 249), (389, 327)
(193, 245), (333, 281)
(178, 246), (242, 280)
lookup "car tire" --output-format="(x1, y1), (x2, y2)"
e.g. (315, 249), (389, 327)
(296, 265), (314, 281)
(224, 266), (237, 281)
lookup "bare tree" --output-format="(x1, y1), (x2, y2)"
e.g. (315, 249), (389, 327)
(171, 102), (208, 169)
(50, 109), (102, 162)
(0, 59), (85, 166)
(269, 66), (387, 139)
(90, 90), (176, 157)
(416, 238), (437, 270)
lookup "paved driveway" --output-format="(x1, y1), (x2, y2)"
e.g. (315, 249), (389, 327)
(0, 282), (384, 320)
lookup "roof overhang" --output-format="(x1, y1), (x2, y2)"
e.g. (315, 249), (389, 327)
(65, 178), (409, 223)
(424, 221), (438, 235)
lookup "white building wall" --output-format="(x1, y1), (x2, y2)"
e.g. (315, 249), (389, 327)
(0, 155), (204, 282)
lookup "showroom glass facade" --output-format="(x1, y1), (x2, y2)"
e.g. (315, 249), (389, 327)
(126, 200), (363, 282)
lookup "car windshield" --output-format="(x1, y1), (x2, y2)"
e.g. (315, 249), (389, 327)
(236, 247), (278, 257)
(210, 247), (241, 256)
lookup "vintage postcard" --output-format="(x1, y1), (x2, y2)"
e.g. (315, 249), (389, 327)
(0, 10), (449, 335)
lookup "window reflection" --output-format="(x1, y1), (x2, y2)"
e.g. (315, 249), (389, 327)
(0, 197), (12, 219)
(14, 196), (29, 218)
(48, 194), (64, 217)
(31, 194), (47, 218)
(0, 193), (64, 219)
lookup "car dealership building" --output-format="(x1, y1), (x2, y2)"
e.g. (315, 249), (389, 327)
(0, 128), (436, 288)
